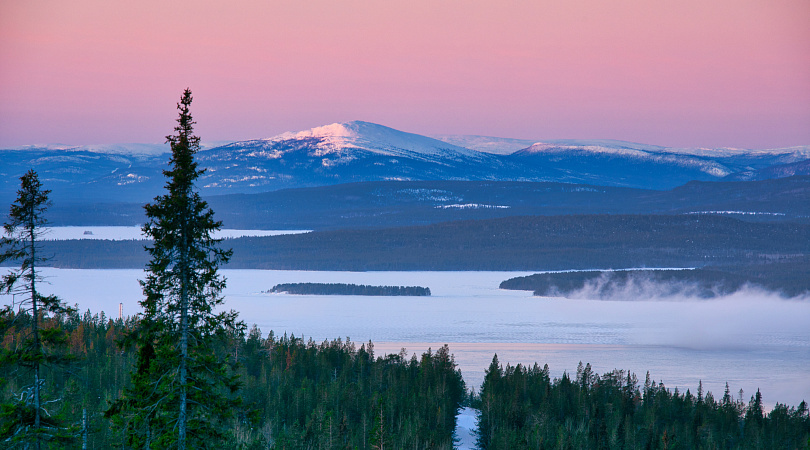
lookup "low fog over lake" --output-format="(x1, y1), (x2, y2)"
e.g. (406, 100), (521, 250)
(28, 268), (810, 409)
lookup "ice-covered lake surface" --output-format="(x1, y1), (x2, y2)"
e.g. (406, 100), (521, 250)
(20, 269), (810, 409)
(40, 226), (310, 240)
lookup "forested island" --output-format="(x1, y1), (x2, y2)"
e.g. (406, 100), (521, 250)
(500, 264), (810, 299)
(269, 282), (431, 296)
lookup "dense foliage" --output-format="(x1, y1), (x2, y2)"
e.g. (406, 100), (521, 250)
(0, 312), (466, 449)
(237, 326), (465, 449)
(269, 283), (431, 296)
(477, 356), (810, 449)
(1, 311), (135, 448)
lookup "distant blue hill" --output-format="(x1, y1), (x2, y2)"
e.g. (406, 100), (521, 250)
(2, 121), (808, 203)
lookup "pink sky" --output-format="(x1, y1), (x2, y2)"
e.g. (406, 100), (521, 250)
(1, 0), (808, 149)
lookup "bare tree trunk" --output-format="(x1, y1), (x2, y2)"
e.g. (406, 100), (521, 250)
(178, 218), (189, 450)
(179, 288), (187, 450)
(82, 408), (88, 450)
(30, 224), (41, 450)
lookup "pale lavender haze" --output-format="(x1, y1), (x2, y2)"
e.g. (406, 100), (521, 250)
(1, 0), (809, 148)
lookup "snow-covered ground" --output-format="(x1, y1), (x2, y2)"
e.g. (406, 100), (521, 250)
(454, 407), (478, 449)
(13, 269), (810, 411)
(40, 226), (309, 241)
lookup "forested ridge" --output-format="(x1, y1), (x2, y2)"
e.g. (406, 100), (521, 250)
(25, 176), (810, 230)
(15, 214), (810, 273)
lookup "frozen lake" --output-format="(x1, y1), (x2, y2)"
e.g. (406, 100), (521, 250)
(13, 268), (810, 408)
(40, 226), (310, 241)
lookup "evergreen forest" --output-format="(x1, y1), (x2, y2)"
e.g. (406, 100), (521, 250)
(0, 311), (466, 448)
(499, 266), (810, 299)
(2, 311), (809, 448)
(477, 357), (810, 449)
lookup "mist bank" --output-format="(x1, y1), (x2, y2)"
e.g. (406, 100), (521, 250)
(500, 266), (810, 299)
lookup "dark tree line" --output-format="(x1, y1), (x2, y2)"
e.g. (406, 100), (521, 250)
(1, 311), (137, 448)
(22, 214), (810, 276)
(3, 308), (809, 449)
(269, 283), (431, 296)
(1, 311), (466, 448)
(476, 356), (810, 449)
(237, 327), (464, 449)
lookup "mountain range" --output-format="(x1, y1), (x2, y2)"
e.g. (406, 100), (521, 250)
(2, 121), (809, 203)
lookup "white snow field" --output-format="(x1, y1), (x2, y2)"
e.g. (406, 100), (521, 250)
(17, 268), (810, 411)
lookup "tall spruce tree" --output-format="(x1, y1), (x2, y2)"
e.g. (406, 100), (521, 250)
(108, 89), (241, 449)
(1, 170), (75, 449)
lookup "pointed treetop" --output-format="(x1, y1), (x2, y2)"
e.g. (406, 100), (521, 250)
(166, 88), (200, 154)
(5, 170), (51, 234)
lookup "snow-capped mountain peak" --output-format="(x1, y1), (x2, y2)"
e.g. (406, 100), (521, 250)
(273, 122), (357, 144)
(262, 121), (485, 160)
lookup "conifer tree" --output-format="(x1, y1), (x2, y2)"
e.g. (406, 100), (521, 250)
(1, 170), (75, 448)
(108, 89), (242, 449)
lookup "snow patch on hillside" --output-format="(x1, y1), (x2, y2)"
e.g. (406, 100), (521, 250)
(436, 204), (510, 210)
(686, 211), (786, 216)
(518, 143), (733, 176)
(2, 141), (231, 155)
(433, 134), (538, 154)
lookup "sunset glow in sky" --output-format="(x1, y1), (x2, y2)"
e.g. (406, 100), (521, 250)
(1, 0), (808, 148)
